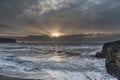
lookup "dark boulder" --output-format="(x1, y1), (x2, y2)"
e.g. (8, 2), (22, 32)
(106, 46), (120, 80)
(0, 38), (16, 43)
(95, 40), (120, 58)
(95, 52), (105, 58)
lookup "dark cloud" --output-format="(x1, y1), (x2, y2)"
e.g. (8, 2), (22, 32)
(0, 0), (120, 35)
(0, 24), (11, 28)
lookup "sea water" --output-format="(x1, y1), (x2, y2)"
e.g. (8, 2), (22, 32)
(0, 43), (117, 80)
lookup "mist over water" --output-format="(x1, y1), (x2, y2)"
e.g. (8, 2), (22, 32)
(0, 43), (117, 80)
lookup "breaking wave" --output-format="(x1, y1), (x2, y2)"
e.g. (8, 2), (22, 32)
(0, 43), (117, 80)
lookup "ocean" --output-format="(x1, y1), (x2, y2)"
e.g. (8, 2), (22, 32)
(0, 43), (117, 80)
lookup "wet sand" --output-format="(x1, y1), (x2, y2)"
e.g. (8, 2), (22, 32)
(0, 74), (41, 80)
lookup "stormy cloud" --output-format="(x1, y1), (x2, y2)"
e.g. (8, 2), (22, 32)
(0, 0), (120, 35)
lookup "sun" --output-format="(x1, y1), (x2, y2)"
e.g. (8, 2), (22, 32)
(51, 33), (60, 37)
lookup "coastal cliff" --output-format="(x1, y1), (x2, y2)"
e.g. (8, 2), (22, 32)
(0, 38), (16, 43)
(106, 46), (120, 80)
(95, 40), (120, 80)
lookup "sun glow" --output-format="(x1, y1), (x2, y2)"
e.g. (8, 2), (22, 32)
(51, 33), (60, 37)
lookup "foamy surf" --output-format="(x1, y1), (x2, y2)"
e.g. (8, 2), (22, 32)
(0, 43), (117, 80)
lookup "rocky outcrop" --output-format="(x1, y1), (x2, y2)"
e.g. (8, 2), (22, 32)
(106, 46), (120, 80)
(95, 52), (105, 58)
(95, 40), (120, 58)
(0, 38), (16, 43)
(95, 40), (120, 79)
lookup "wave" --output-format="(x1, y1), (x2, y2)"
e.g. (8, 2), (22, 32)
(0, 43), (116, 80)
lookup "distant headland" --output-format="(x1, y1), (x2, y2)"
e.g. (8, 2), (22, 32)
(0, 38), (16, 43)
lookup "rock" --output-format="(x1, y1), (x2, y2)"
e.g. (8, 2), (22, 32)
(0, 38), (16, 43)
(102, 40), (120, 54)
(95, 40), (120, 58)
(106, 46), (120, 80)
(95, 52), (105, 58)
(56, 51), (63, 53)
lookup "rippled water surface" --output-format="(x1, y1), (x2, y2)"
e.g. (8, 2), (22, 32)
(0, 43), (117, 80)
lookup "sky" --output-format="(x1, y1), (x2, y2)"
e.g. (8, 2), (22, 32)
(0, 0), (120, 36)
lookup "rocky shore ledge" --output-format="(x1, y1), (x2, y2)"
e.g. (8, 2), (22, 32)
(95, 40), (120, 80)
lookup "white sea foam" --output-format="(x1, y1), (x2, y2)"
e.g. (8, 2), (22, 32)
(0, 43), (117, 80)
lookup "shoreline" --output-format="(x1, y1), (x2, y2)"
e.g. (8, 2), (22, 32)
(0, 74), (41, 80)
